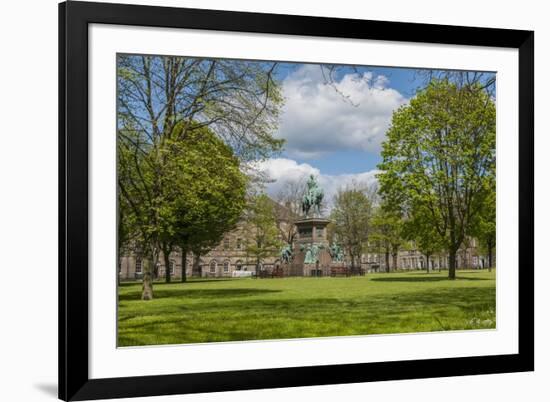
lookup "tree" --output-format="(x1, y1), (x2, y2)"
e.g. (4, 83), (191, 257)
(370, 207), (404, 272)
(274, 178), (306, 247)
(117, 180), (132, 284)
(117, 54), (284, 296)
(330, 187), (372, 271)
(470, 186), (496, 271)
(403, 206), (444, 273)
(415, 70), (496, 97)
(244, 194), (283, 275)
(378, 80), (496, 279)
(163, 123), (248, 283)
(117, 123), (160, 298)
(117, 55), (284, 164)
(118, 123), (247, 295)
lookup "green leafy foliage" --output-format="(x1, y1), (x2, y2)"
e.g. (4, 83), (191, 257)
(117, 54), (286, 296)
(370, 206), (405, 272)
(162, 122), (248, 255)
(330, 188), (373, 269)
(118, 123), (248, 293)
(402, 205), (445, 272)
(469, 186), (496, 269)
(377, 80), (496, 279)
(244, 194), (283, 271)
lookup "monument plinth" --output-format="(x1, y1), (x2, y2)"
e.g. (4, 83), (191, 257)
(290, 217), (333, 277)
(281, 174), (345, 277)
(295, 217), (331, 247)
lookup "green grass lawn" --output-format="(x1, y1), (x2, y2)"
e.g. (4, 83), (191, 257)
(117, 270), (496, 346)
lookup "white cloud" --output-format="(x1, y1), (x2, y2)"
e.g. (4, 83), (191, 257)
(277, 64), (407, 159)
(255, 158), (379, 209)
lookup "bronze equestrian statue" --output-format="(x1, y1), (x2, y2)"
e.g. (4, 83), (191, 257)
(301, 175), (324, 217)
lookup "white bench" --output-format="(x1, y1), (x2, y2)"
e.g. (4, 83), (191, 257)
(232, 271), (254, 278)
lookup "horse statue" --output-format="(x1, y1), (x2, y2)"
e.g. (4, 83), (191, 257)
(280, 244), (293, 264)
(302, 175), (324, 217)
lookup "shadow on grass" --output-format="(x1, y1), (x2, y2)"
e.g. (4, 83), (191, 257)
(119, 287), (282, 301)
(392, 286), (494, 306)
(370, 276), (491, 283)
(118, 286), (495, 345)
(118, 278), (236, 287)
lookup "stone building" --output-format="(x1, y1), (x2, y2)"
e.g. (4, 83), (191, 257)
(119, 220), (284, 281)
(119, 199), (493, 281)
(361, 237), (493, 273)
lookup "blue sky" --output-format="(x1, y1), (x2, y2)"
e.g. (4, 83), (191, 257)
(272, 63), (421, 174)
(256, 62), (495, 204)
(256, 62), (421, 202)
(118, 54), (493, 206)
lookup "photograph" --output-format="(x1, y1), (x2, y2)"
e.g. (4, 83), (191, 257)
(0, 0), (542, 400)
(116, 54), (497, 347)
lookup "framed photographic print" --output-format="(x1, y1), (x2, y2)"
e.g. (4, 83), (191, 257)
(59, 1), (534, 400)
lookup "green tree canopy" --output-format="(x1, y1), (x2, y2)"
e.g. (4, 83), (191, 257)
(378, 79), (496, 279)
(370, 205), (404, 272)
(244, 194), (283, 273)
(117, 54), (285, 296)
(163, 123), (248, 282)
(118, 122), (248, 296)
(402, 205), (445, 273)
(330, 187), (373, 270)
(469, 183), (496, 270)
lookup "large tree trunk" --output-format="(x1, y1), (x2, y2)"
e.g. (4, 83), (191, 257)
(425, 254), (431, 274)
(385, 251), (390, 273)
(181, 248), (187, 283)
(192, 252), (201, 277)
(141, 258), (153, 300)
(448, 250), (457, 280)
(448, 210), (458, 279)
(117, 258), (121, 286)
(153, 263), (159, 279)
(163, 246), (171, 283)
(487, 239), (493, 272)
(392, 253), (398, 271)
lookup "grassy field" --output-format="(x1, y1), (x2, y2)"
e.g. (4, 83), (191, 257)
(117, 270), (496, 346)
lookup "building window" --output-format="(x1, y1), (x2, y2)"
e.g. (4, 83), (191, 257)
(236, 238), (242, 249)
(223, 238), (230, 250)
(209, 260), (217, 273)
(235, 260), (242, 270)
(223, 261), (230, 272)
(170, 260), (175, 274)
(135, 259), (142, 273)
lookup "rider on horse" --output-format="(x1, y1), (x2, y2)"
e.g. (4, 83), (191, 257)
(302, 175), (324, 217)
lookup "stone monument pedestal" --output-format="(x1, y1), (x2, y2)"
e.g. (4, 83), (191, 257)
(291, 217), (333, 277)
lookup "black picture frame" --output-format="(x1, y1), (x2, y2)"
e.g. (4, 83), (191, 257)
(59, 1), (534, 400)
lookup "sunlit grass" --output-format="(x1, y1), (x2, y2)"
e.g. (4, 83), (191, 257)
(117, 270), (496, 346)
